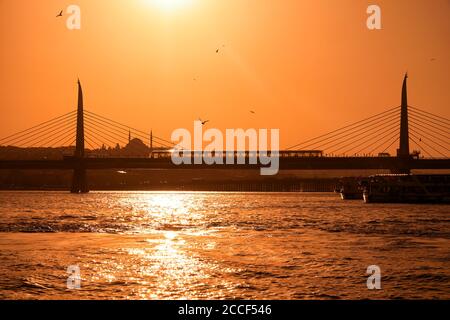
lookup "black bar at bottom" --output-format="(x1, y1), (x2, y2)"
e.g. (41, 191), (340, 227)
(0, 300), (446, 318)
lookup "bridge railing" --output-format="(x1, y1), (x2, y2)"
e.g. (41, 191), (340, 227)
(79, 150), (413, 159)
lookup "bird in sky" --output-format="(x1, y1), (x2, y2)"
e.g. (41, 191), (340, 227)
(430, 58), (436, 62)
(216, 45), (226, 53)
(56, 10), (63, 17)
(250, 110), (256, 114)
(198, 118), (210, 125)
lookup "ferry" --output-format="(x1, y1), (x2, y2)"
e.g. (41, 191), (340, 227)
(362, 174), (450, 204)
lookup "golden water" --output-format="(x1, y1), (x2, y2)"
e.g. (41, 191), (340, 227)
(0, 191), (448, 299)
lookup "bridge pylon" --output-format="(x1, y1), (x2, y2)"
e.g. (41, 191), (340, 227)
(70, 79), (89, 193)
(393, 74), (411, 174)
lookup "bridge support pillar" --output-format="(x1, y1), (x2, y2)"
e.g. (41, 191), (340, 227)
(394, 73), (411, 174)
(71, 165), (88, 194)
(390, 158), (411, 174)
(70, 79), (89, 193)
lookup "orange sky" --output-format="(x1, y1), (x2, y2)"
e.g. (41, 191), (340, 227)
(0, 0), (449, 150)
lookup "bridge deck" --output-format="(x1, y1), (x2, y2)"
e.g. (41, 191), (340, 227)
(0, 157), (448, 171)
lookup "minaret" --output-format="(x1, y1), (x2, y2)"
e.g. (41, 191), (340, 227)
(149, 130), (153, 158)
(398, 73), (410, 158)
(150, 130), (153, 152)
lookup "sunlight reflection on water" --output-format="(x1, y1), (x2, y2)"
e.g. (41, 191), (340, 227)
(0, 191), (449, 299)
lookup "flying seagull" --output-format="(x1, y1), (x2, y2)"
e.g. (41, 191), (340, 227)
(198, 118), (209, 125)
(56, 10), (63, 17)
(216, 45), (226, 53)
(250, 110), (256, 114)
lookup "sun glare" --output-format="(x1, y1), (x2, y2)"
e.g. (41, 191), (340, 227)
(146, 0), (192, 12)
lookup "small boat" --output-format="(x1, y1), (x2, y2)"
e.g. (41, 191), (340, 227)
(336, 177), (364, 200)
(362, 174), (450, 204)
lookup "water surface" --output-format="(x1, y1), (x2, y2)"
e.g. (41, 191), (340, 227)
(0, 191), (448, 299)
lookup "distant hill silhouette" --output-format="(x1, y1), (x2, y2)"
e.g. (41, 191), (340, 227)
(0, 138), (160, 160)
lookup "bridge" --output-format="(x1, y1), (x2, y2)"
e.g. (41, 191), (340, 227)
(0, 75), (449, 193)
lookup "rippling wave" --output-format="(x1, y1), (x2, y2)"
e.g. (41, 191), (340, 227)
(0, 191), (448, 299)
